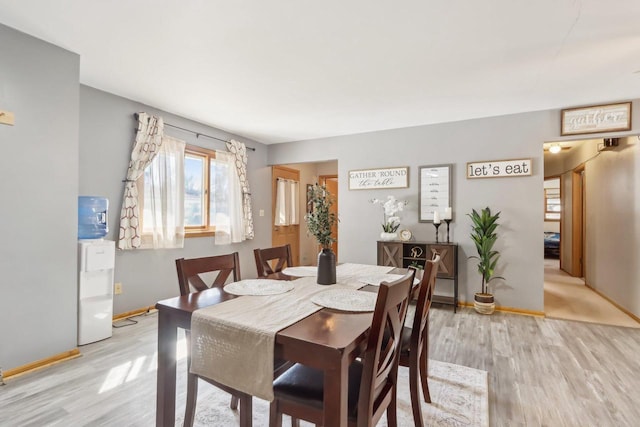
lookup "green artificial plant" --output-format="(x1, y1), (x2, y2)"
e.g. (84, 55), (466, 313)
(468, 207), (504, 295)
(305, 184), (338, 249)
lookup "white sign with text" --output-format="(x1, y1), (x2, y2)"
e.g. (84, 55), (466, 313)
(467, 159), (532, 179)
(561, 102), (631, 135)
(349, 167), (409, 190)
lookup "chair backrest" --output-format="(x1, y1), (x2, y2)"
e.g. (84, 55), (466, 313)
(358, 269), (415, 426)
(253, 244), (293, 278)
(409, 255), (440, 354)
(175, 252), (241, 296)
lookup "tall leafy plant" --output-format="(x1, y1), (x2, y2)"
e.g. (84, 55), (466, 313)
(468, 207), (504, 294)
(305, 184), (337, 249)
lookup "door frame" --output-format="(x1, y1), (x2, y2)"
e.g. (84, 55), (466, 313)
(571, 163), (585, 277)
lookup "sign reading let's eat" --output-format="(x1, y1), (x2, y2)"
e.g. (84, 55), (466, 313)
(467, 159), (532, 179)
(349, 167), (409, 190)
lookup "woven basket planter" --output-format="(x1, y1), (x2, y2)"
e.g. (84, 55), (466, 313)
(474, 293), (495, 315)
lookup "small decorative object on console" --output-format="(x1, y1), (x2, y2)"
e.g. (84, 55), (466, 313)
(400, 229), (412, 241)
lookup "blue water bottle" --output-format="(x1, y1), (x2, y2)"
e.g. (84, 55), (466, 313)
(78, 196), (109, 239)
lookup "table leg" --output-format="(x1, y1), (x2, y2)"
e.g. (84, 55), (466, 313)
(156, 310), (178, 426)
(323, 358), (349, 427)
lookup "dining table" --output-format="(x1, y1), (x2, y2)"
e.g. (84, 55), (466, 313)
(154, 264), (408, 427)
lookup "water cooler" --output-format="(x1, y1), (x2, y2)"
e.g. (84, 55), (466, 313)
(78, 196), (114, 345)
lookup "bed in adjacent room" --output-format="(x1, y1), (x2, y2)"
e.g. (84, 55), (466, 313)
(544, 232), (560, 258)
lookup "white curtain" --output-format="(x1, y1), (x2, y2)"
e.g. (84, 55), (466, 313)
(225, 139), (254, 239)
(275, 179), (288, 226)
(215, 151), (244, 245)
(142, 135), (186, 249)
(274, 179), (299, 226)
(118, 113), (164, 250)
(290, 181), (299, 225)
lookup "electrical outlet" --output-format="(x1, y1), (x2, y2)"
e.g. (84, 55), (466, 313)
(259, 209), (265, 217)
(114, 282), (123, 295)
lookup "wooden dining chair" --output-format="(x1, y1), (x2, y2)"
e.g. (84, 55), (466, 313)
(268, 269), (415, 427)
(399, 255), (441, 427)
(253, 244), (294, 280)
(176, 252), (294, 427)
(175, 253), (247, 426)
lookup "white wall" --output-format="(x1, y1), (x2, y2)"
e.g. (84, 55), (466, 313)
(0, 24), (80, 369)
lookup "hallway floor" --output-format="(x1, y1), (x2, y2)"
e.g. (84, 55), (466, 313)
(544, 258), (640, 328)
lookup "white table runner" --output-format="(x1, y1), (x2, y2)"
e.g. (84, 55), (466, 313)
(190, 263), (393, 401)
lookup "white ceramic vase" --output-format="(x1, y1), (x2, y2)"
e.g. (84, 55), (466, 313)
(380, 232), (398, 241)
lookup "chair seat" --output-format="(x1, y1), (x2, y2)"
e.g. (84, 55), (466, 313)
(273, 362), (364, 419)
(383, 326), (412, 358)
(273, 357), (293, 376)
(399, 326), (412, 357)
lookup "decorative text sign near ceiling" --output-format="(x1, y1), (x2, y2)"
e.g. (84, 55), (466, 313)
(348, 167), (409, 190)
(467, 159), (532, 179)
(561, 102), (632, 136)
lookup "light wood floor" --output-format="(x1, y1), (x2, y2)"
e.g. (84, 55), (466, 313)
(2, 307), (640, 426)
(544, 258), (640, 328)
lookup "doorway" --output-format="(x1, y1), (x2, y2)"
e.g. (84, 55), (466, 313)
(272, 165), (300, 266)
(271, 160), (338, 266)
(319, 175), (338, 260)
(542, 139), (638, 327)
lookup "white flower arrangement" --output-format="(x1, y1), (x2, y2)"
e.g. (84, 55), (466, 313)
(370, 196), (408, 233)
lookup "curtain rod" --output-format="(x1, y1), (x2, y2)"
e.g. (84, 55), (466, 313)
(164, 122), (256, 152)
(134, 113), (256, 151)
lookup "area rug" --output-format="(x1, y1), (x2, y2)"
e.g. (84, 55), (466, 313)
(177, 359), (488, 426)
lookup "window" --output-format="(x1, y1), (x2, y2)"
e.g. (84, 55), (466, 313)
(544, 177), (561, 221)
(183, 145), (234, 236)
(138, 144), (233, 240)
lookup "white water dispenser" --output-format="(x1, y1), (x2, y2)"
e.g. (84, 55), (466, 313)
(78, 239), (115, 345)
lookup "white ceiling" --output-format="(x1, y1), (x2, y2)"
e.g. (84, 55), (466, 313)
(1, 1), (640, 144)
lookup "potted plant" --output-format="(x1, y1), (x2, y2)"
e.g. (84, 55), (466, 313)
(370, 196), (408, 241)
(468, 207), (504, 314)
(305, 183), (338, 284)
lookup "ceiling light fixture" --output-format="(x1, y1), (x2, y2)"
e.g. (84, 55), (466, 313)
(549, 144), (562, 154)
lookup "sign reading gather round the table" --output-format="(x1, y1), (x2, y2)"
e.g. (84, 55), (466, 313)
(349, 167), (409, 190)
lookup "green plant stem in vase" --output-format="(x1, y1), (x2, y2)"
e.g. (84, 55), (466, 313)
(305, 184), (338, 284)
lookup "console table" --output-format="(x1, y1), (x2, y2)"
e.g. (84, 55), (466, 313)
(377, 240), (458, 312)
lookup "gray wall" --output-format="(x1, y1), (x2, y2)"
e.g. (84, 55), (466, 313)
(551, 135), (640, 316)
(0, 24), (80, 369)
(4, 20), (639, 372)
(586, 135), (640, 316)
(268, 108), (638, 313)
(80, 86), (272, 315)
